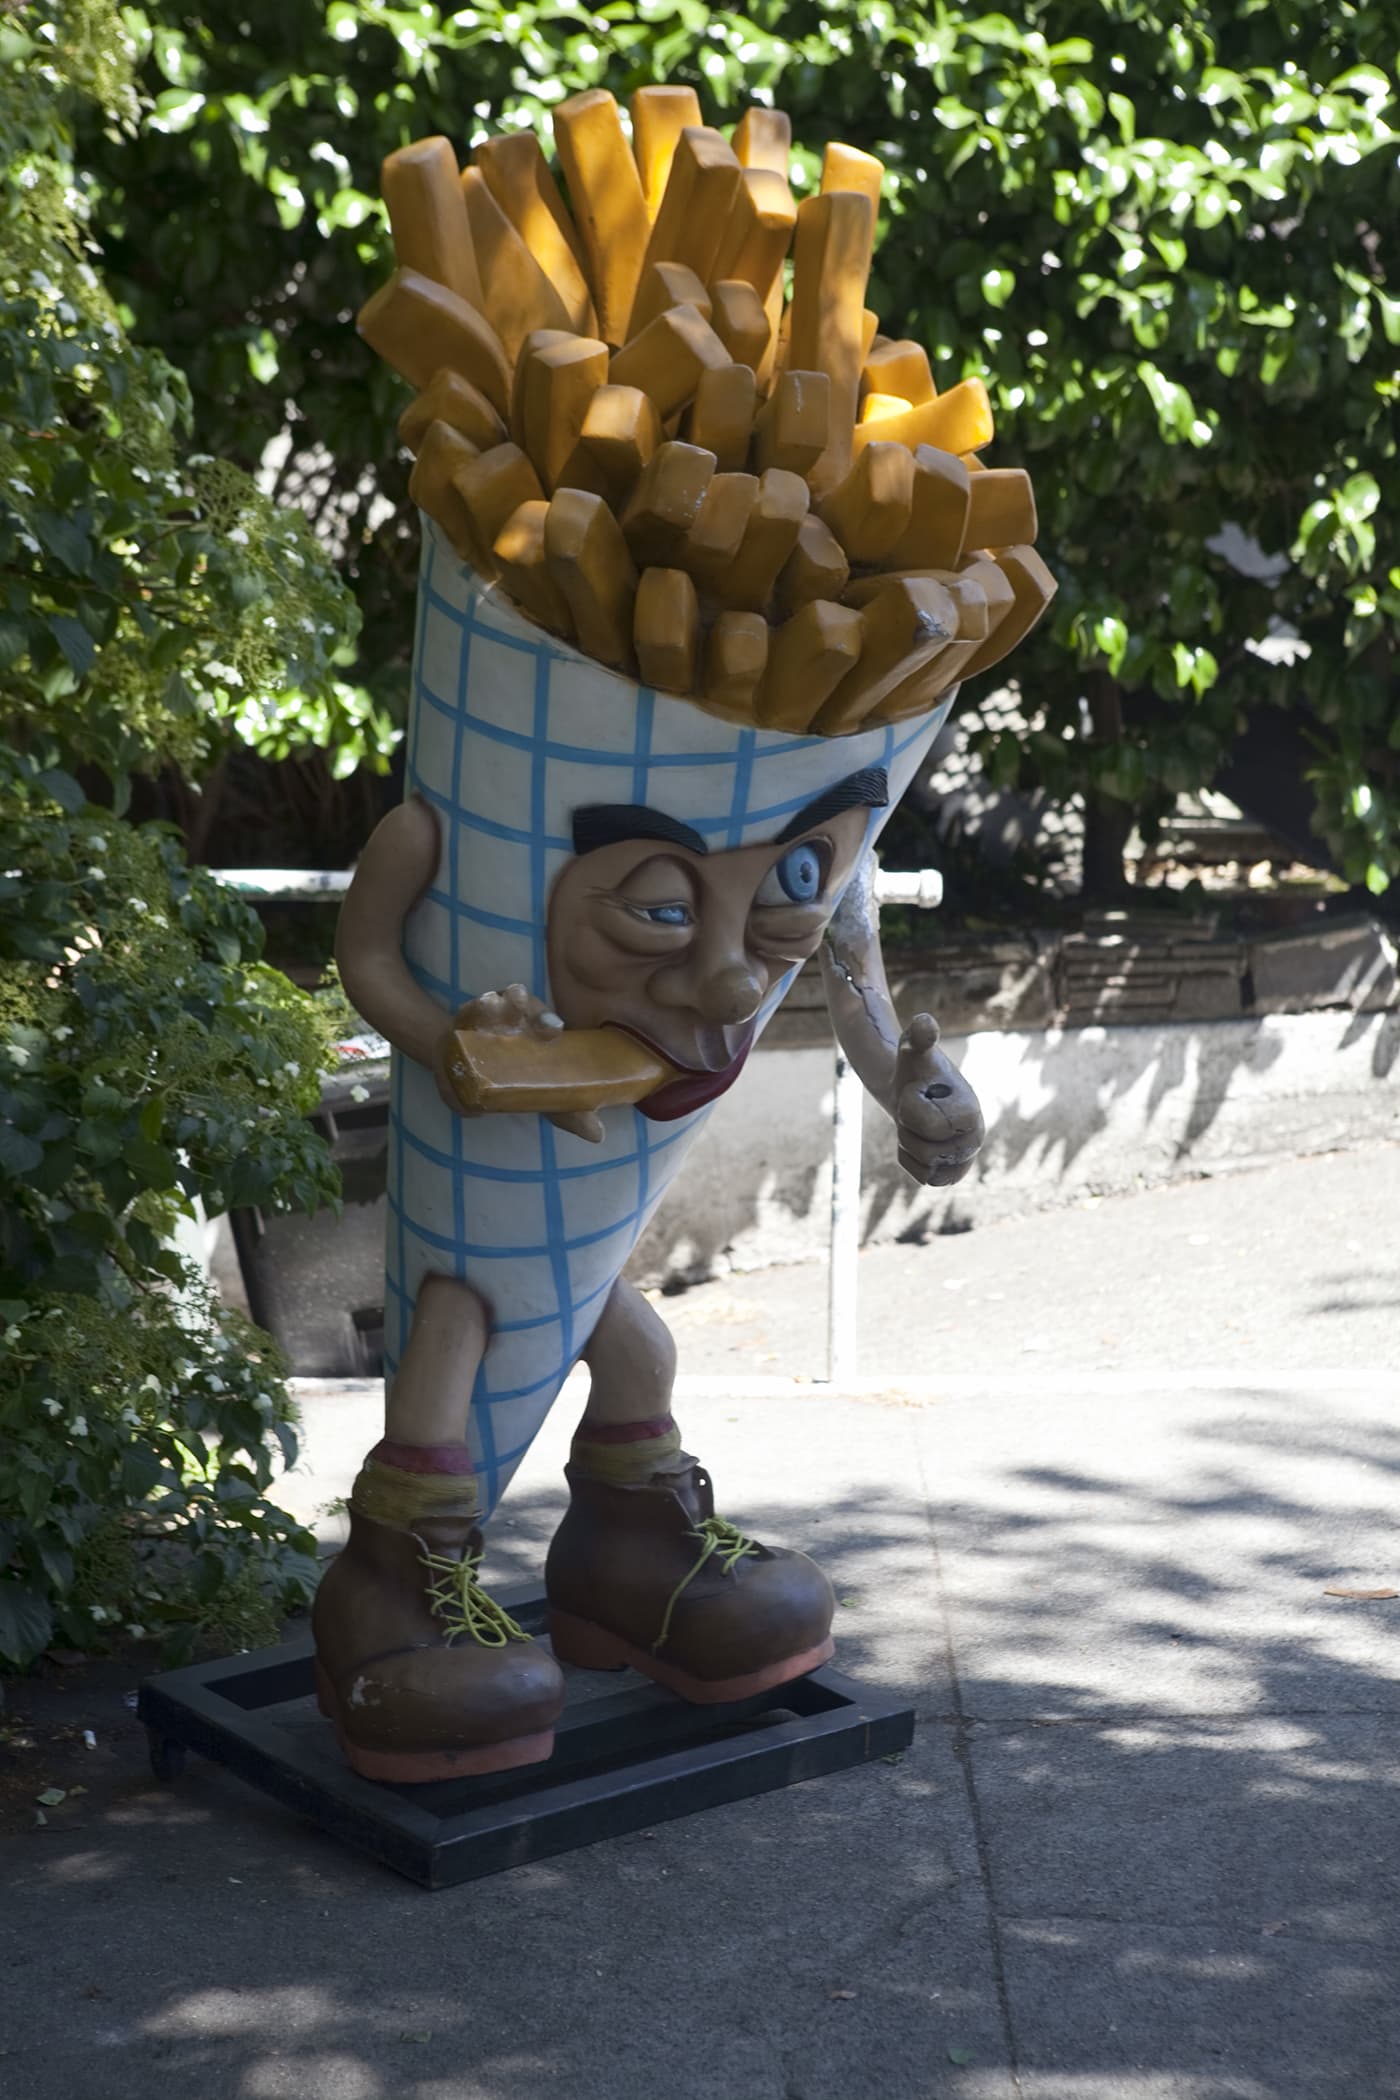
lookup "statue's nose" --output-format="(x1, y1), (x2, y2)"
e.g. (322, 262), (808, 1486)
(698, 963), (764, 1026)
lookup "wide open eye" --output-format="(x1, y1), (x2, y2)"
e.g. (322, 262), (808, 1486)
(755, 839), (829, 908)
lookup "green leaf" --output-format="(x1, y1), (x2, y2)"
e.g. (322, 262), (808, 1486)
(29, 510), (93, 578)
(47, 616), (97, 678)
(0, 1582), (54, 1667)
(35, 767), (85, 814)
(0, 1125), (44, 1176)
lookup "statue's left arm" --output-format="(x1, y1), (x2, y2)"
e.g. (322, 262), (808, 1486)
(819, 851), (984, 1187)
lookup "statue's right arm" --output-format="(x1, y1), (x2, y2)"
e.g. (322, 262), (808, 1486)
(335, 796), (448, 1071)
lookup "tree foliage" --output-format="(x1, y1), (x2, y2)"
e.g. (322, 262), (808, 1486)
(79, 0), (1399, 891)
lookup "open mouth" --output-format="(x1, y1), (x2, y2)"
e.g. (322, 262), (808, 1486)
(608, 1022), (758, 1123)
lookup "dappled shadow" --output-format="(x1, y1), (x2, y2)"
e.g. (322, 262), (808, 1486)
(6, 1383), (1400, 2097)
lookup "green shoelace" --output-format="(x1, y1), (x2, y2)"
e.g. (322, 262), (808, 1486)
(654, 1516), (760, 1654)
(421, 1547), (530, 1648)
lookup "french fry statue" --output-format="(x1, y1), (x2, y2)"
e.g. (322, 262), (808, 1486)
(313, 94), (1055, 1782)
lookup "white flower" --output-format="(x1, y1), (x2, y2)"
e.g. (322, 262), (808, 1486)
(71, 1414), (87, 1437)
(283, 1061), (300, 1078)
(206, 1189), (224, 1209)
(86, 866), (105, 881)
(349, 1083), (369, 1103)
(42, 1397), (62, 1416)
(141, 1373), (161, 1393)
(4, 1324), (20, 1344)
(126, 1624), (146, 1639)
(89, 835), (106, 852)
(89, 1605), (109, 1623)
(53, 1027), (72, 1041)
(129, 898), (148, 913)
(7, 1043), (30, 1066)
(227, 527), (249, 546)
(206, 1374), (225, 1392)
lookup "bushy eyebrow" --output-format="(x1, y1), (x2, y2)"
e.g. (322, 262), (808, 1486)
(772, 767), (888, 843)
(571, 767), (888, 859)
(572, 805), (708, 856)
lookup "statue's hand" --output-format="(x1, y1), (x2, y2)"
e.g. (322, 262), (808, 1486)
(434, 984), (605, 1143)
(890, 1014), (984, 1187)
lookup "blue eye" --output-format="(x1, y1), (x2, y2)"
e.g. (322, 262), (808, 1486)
(643, 904), (690, 926)
(756, 842), (827, 908)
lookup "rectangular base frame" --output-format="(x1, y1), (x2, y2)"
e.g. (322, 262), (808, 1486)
(137, 1596), (915, 1889)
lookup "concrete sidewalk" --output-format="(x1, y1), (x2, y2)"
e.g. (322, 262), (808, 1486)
(3, 1157), (1400, 2099)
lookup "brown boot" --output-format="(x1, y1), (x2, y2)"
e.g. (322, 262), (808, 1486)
(313, 1487), (564, 1784)
(545, 1456), (835, 1703)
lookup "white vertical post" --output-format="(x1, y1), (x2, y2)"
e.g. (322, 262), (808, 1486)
(827, 1047), (864, 1385)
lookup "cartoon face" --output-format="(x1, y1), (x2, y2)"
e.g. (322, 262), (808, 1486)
(546, 768), (887, 1119)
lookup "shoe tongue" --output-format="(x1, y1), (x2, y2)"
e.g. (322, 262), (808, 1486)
(650, 1453), (712, 1524)
(414, 1512), (484, 1559)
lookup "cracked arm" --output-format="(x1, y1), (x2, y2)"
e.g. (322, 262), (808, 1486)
(819, 850), (902, 1111)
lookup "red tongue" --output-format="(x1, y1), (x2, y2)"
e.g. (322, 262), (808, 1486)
(636, 1033), (755, 1121)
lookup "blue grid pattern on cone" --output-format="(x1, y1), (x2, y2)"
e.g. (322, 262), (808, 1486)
(384, 522), (954, 1515)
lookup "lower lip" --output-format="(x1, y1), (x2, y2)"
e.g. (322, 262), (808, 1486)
(609, 1024), (757, 1123)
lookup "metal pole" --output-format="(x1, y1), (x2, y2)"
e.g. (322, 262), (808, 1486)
(827, 1047), (864, 1385)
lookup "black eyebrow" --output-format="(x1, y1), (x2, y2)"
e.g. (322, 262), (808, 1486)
(572, 805), (708, 857)
(772, 767), (888, 844)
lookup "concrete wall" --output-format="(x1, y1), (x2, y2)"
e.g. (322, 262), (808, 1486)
(628, 1006), (1400, 1289)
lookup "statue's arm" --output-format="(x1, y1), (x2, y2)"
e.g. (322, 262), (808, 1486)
(335, 796), (449, 1071)
(819, 851), (985, 1187)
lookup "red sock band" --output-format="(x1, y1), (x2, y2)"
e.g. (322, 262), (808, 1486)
(369, 1439), (474, 1476)
(574, 1415), (677, 1446)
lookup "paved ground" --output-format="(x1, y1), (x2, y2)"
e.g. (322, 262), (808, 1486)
(3, 1149), (1399, 2099)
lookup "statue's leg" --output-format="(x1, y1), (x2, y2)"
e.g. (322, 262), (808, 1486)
(312, 1273), (563, 1782)
(545, 1278), (836, 1702)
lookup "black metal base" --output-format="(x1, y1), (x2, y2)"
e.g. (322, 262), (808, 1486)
(137, 1596), (915, 1889)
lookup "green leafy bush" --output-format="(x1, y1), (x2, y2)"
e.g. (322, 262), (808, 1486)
(0, 761), (341, 1666)
(80, 0), (1398, 890)
(0, 10), (351, 1668)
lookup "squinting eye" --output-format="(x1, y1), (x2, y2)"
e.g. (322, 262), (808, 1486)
(638, 904), (690, 926)
(756, 841), (827, 908)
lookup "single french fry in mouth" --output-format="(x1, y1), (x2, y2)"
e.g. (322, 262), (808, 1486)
(758, 599), (864, 731)
(517, 332), (610, 492)
(459, 167), (572, 360)
(628, 261), (713, 338)
(814, 573), (958, 735)
(621, 439), (717, 566)
(774, 513), (850, 616)
(821, 142), (884, 217)
(358, 268), (511, 416)
(850, 377), (995, 461)
(444, 1023), (674, 1116)
(957, 544), (1057, 682)
(408, 420), (485, 567)
(682, 470), (760, 589)
(731, 106), (792, 176)
(704, 610), (770, 718)
(453, 442), (545, 581)
(398, 368), (505, 457)
(634, 126), (744, 312)
(608, 302), (731, 421)
(859, 392), (913, 426)
(753, 369), (831, 477)
(475, 130), (596, 336)
(381, 138), (482, 311)
(552, 89), (652, 348)
(713, 467), (810, 612)
(707, 279), (770, 371)
(861, 337), (935, 407)
(560, 382), (662, 505)
(964, 466), (1039, 551)
(887, 445), (973, 572)
(631, 84), (703, 216)
(493, 499), (575, 637)
(685, 364), (757, 472)
(634, 566), (701, 692)
(543, 487), (638, 670)
(817, 442), (916, 564)
(787, 191), (876, 491)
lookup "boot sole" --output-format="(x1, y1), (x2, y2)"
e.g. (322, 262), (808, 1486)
(547, 1609), (835, 1704)
(314, 1661), (556, 1784)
